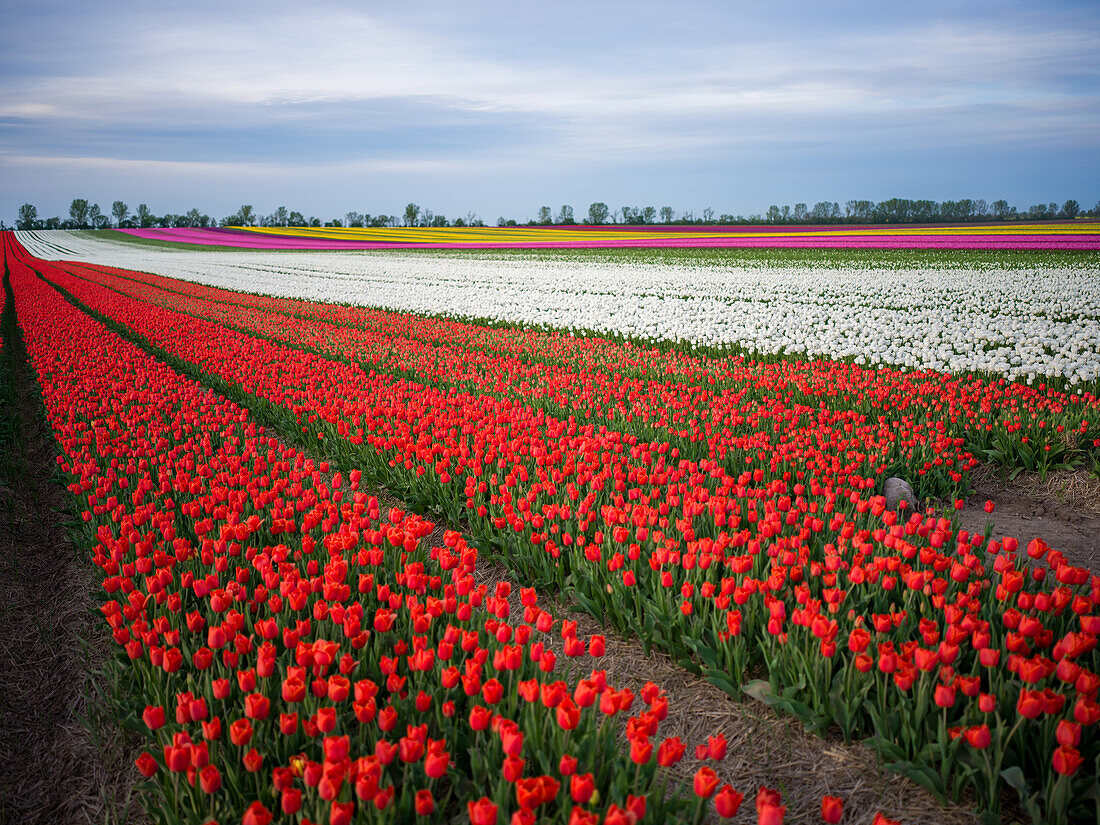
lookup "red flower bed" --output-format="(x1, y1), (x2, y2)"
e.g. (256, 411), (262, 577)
(4, 235), (727, 824)
(8, 236), (1100, 823)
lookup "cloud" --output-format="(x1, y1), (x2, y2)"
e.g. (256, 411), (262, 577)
(0, 0), (1097, 216)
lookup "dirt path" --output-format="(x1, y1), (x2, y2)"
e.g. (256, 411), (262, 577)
(955, 466), (1100, 575)
(0, 308), (142, 824)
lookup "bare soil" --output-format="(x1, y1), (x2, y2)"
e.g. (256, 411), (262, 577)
(955, 465), (1100, 575)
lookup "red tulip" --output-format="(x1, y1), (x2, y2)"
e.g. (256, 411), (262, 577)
(657, 736), (686, 766)
(229, 718), (252, 747)
(821, 795), (843, 823)
(135, 752), (158, 778)
(1052, 745), (1083, 776)
(707, 733), (728, 760)
(242, 748), (263, 773)
(468, 797), (498, 825)
(242, 802), (273, 825)
(964, 725), (991, 749)
(331, 801), (354, 825)
(503, 754), (525, 782)
(757, 786), (785, 825)
(570, 773), (596, 804)
(715, 784), (744, 818)
(142, 705), (165, 730)
(198, 764), (221, 793)
(281, 788), (302, 815)
(415, 789), (435, 816)
(244, 693), (270, 720)
(1056, 720), (1081, 748)
(694, 767), (719, 799)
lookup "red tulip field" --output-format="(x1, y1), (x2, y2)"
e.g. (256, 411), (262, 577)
(1, 231), (1099, 825)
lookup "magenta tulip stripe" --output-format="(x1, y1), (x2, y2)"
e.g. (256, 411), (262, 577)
(110, 223), (1100, 250)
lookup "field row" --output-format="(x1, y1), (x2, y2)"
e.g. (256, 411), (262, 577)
(5, 235), (763, 824)
(125, 223), (1100, 251)
(14, 230), (1100, 388)
(7, 235), (1099, 823)
(48, 255), (1100, 487)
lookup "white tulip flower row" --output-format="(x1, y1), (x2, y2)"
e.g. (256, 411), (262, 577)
(17, 230), (1100, 387)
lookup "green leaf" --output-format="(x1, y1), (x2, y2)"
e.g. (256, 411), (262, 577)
(999, 766), (1028, 795)
(685, 637), (718, 668)
(705, 669), (741, 697)
(743, 679), (774, 705)
(885, 760), (946, 802)
(770, 697), (818, 727)
(867, 736), (907, 763)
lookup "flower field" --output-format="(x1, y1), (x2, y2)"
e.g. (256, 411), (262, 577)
(15, 230), (1100, 389)
(3, 230), (1100, 825)
(110, 222), (1100, 251)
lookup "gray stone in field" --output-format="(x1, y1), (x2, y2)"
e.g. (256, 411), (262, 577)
(884, 477), (918, 512)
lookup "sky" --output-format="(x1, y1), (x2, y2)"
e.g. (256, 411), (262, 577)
(1, 0), (1098, 223)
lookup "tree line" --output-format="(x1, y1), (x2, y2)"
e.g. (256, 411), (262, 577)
(9, 196), (1099, 232)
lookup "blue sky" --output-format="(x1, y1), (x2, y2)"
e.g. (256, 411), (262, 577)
(1, 0), (1097, 223)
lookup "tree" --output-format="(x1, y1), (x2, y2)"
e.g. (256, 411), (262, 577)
(536, 206), (552, 225)
(844, 200), (873, 221)
(659, 206), (674, 224)
(1061, 200), (1080, 219)
(587, 202), (609, 225)
(69, 198), (91, 228)
(288, 211), (306, 227)
(112, 200), (130, 227)
(16, 203), (38, 230)
(702, 207), (715, 223)
(641, 206), (657, 225)
(272, 206), (289, 227)
(792, 203), (808, 222)
(556, 205), (573, 225)
(991, 200), (1010, 220)
(88, 203), (108, 228)
(766, 205), (781, 223)
(403, 203), (420, 227)
(136, 203), (154, 228)
(345, 211), (364, 228)
(237, 204), (255, 227)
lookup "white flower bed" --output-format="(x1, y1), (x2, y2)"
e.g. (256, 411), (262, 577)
(17, 230), (1100, 386)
